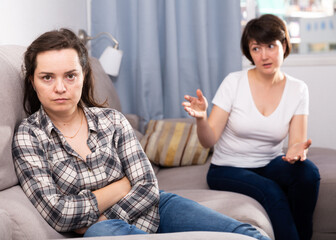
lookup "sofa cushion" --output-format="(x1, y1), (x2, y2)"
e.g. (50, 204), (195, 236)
(141, 119), (210, 167)
(156, 156), (211, 191)
(91, 57), (122, 112)
(0, 45), (27, 191)
(0, 185), (77, 240)
(0, 209), (12, 240)
(56, 232), (259, 240)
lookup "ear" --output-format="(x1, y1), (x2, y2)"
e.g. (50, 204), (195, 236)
(282, 40), (287, 53)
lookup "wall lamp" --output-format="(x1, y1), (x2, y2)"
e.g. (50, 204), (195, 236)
(78, 29), (123, 77)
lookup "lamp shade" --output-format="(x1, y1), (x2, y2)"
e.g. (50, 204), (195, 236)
(99, 46), (123, 77)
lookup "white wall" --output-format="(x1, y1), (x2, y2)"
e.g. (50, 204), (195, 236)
(282, 55), (336, 150)
(244, 54), (336, 150)
(0, 0), (89, 46)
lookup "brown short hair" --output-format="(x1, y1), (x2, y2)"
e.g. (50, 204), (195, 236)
(23, 28), (104, 115)
(241, 14), (292, 65)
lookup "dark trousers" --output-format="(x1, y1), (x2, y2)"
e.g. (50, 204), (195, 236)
(207, 156), (320, 240)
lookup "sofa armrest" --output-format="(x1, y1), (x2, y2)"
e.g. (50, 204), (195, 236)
(0, 209), (12, 240)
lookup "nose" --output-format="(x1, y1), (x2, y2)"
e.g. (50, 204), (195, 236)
(261, 48), (268, 59)
(54, 78), (66, 93)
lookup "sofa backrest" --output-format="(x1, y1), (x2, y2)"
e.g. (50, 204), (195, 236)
(0, 45), (123, 191)
(0, 45), (27, 191)
(91, 57), (122, 112)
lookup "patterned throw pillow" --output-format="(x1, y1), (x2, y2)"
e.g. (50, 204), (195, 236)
(140, 120), (210, 167)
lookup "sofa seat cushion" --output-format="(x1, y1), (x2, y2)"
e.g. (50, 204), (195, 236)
(156, 157), (211, 191)
(169, 189), (274, 239)
(57, 231), (259, 240)
(308, 147), (336, 238)
(0, 209), (12, 240)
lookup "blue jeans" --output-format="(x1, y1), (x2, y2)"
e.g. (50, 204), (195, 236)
(207, 156), (320, 240)
(84, 191), (270, 239)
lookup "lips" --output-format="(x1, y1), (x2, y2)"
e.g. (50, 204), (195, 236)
(263, 63), (272, 68)
(54, 98), (68, 103)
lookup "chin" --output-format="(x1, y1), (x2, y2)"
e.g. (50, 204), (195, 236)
(50, 106), (75, 114)
(263, 68), (278, 74)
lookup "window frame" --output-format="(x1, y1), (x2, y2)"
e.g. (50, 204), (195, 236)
(241, 0), (336, 67)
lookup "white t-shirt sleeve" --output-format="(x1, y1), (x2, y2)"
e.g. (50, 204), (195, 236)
(294, 81), (309, 115)
(212, 72), (241, 112)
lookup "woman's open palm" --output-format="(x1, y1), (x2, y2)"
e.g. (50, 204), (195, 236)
(182, 89), (208, 119)
(282, 139), (312, 164)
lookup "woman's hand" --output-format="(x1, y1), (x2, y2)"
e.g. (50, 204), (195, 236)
(182, 89), (208, 119)
(74, 214), (108, 235)
(282, 139), (312, 164)
(74, 227), (88, 235)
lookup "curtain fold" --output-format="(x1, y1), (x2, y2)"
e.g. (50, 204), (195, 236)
(91, 0), (242, 126)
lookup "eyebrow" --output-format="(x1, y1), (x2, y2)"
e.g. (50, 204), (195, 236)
(37, 69), (78, 75)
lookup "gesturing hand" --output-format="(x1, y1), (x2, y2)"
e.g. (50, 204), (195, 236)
(282, 139), (312, 164)
(182, 89), (208, 119)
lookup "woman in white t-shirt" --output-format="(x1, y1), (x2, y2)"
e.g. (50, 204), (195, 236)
(182, 14), (320, 240)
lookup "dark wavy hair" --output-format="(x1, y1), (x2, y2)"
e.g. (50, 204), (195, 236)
(23, 28), (104, 115)
(241, 14), (292, 65)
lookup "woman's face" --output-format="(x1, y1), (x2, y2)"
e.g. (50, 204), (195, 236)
(249, 39), (286, 75)
(32, 48), (84, 116)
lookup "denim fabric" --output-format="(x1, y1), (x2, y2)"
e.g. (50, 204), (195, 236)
(84, 191), (270, 239)
(84, 219), (147, 237)
(207, 156), (320, 240)
(157, 191), (270, 240)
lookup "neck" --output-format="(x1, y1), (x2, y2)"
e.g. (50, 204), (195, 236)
(252, 68), (284, 86)
(45, 107), (82, 128)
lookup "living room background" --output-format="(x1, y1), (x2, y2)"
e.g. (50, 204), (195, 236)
(0, 0), (335, 149)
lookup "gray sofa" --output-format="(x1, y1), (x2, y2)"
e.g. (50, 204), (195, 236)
(0, 45), (335, 240)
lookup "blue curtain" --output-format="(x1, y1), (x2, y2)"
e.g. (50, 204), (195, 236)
(91, 0), (242, 125)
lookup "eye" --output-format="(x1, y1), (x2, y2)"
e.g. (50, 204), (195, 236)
(268, 44), (275, 49)
(67, 73), (77, 80)
(42, 75), (53, 81)
(252, 47), (259, 52)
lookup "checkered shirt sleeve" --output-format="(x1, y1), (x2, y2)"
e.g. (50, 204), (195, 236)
(99, 109), (160, 232)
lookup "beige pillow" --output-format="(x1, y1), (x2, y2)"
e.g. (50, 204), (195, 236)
(140, 120), (210, 167)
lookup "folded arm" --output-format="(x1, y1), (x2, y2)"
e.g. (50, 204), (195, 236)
(102, 113), (160, 223)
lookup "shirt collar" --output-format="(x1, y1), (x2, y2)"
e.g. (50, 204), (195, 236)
(83, 107), (98, 133)
(37, 107), (56, 138)
(37, 106), (99, 138)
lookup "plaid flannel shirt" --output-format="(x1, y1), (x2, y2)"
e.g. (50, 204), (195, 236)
(12, 107), (160, 233)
